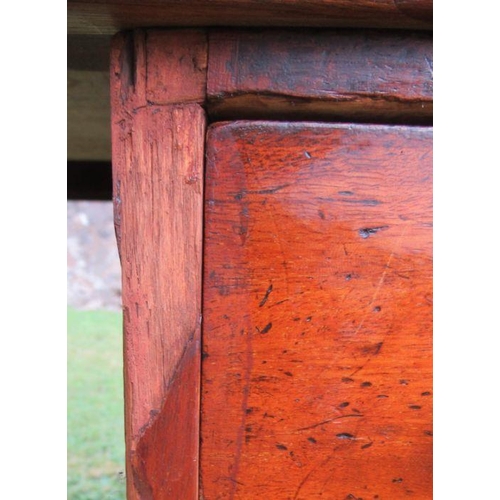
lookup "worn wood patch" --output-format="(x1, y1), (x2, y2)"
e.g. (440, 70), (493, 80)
(146, 30), (207, 104)
(201, 121), (432, 499)
(207, 30), (433, 124)
(110, 30), (206, 499)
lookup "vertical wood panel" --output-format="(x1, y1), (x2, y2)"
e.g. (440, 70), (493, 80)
(201, 121), (432, 499)
(110, 29), (207, 499)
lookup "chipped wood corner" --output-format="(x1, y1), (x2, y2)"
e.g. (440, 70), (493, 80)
(110, 29), (208, 500)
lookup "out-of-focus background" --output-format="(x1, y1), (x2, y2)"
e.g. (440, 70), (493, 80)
(68, 29), (126, 497)
(67, 200), (126, 499)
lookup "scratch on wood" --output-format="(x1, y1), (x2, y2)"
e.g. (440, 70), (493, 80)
(296, 414), (364, 432)
(228, 329), (253, 499)
(352, 225), (408, 337)
(236, 184), (290, 199)
(425, 56), (433, 76)
(293, 455), (334, 500)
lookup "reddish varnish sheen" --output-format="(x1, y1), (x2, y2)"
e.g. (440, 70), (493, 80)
(110, 30), (206, 499)
(208, 30), (432, 123)
(201, 122), (432, 499)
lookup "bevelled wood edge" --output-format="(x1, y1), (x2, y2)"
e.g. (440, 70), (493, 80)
(110, 29), (207, 500)
(207, 29), (433, 124)
(68, 0), (432, 36)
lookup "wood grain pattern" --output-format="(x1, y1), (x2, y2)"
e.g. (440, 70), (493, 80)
(110, 29), (206, 499)
(68, 0), (432, 36)
(208, 30), (433, 124)
(201, 121), (432, 499)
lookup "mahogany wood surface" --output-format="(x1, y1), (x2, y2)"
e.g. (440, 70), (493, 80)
(110, 29), (207, 499)
(68, 0), (432, 36)
(208, 30), (433, 124)
(202, 121), (432, 499)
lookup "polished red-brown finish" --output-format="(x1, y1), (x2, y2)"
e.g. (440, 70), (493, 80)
(201, 122), (432, 499)
(208, 30), (433, 123)
(110, 30), (207, 499)
(68, 0), (432, 36)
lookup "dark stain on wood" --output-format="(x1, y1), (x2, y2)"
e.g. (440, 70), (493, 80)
(358, 226), (389, 239)
(259, 322), (273, 334)
(259, 284), (274, 307)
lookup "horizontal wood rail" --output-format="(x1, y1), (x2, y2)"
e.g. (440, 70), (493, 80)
(207, 29), (432, 125)
(69, 0), (432, 36)
(69, 28), (433, 162)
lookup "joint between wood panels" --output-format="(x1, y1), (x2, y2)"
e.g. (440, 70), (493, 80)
(205, 99), (433, 127)
(112, 28), (209, 111)
(146, 28), (208, 105)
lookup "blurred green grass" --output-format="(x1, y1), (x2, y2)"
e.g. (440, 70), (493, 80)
(67, 307), (126, 499)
